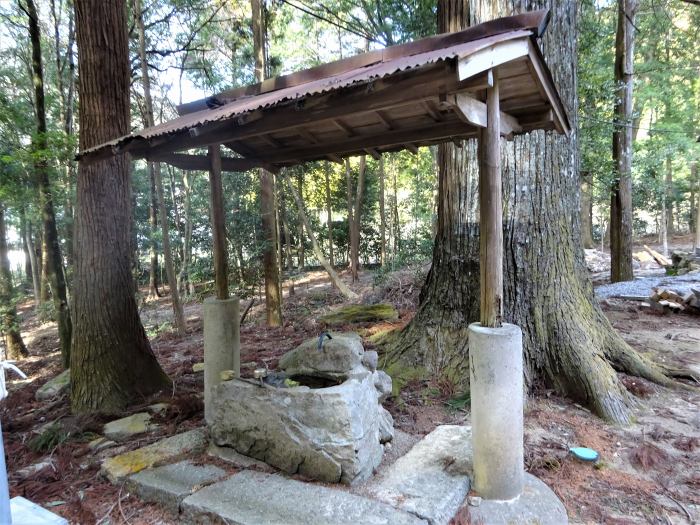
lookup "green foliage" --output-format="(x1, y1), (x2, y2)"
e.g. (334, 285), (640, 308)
(28, 423), (69, 453)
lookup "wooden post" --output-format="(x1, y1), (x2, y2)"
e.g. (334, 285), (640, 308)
(208, 144), (229, 300)
(479, 69), (502, 328)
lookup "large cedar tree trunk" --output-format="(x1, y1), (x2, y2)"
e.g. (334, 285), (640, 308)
(385, 0), (673, 424)
(71, 0), (170, 413)
(0, 207), (28, 360)
(610, 0), (637, 282)
(25, 0), (72, 367)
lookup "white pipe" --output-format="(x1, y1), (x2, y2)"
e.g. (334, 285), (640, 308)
(1, 361), (27, 524)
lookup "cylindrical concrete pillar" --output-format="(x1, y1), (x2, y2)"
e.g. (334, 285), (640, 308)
(469, 322), (524, 501)
(204, 297), (240, 423)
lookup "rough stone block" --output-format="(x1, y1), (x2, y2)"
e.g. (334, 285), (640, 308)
(101, 428), (207, 482)
(368, 425), (473, 525)
(206, 444), (274, 472)
(35, 369), (70, 401)
(125, 460), (226, 513)
(181, 470), (427, 525)
(278, 332), (364, 380)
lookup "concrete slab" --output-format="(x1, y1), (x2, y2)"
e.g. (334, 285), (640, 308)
(125, 460), (227, 513)
(367, 425), (472, 525)
(468, 473), (568, 525)
(181, 470), (427, 525)
(101, 428), (208, 482)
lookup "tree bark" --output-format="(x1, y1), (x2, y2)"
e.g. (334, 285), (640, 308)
(178, 170), (193, 295)
(252, 0), (282, 326)
(345, 156), (366, 281)
(24, 218), (41, 307)
(296, 173), (305, 268)
(19, 207), (32, 287)
(385, 0), (671, 425)
(283, 173), (358, 300)
(580, 171), (594, 249)
(25, 0), (72, 367)
(693, 162), (699, 255)
(0, 206), (28, 360)
(135, 0), (186, 336)
(148, 168), (161, 298)
(610, 0), (637, 283)
(71, 0), (170, 413)
(664, 155), (673, 238)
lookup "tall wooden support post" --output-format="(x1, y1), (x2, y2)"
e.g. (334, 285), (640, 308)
(469, 69), (525, 501)
(204, 144), (240, 423)
(479, 70), (503, 328)
(208, 145), (229, 300)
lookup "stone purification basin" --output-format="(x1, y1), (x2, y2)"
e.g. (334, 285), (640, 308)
(209, 332), (394, 485)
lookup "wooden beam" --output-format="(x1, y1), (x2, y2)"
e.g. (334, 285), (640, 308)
(260, 134), (283, 148)
(375, 110), (395, 130)
(517, 109), (554, 131)
(225, 141), (281, 173)
(478, 70), (503, 328)
(450, 92), (521, 136)
(150, 153), (260, 172)
(423, 100), (445, 122)
(457, 38), (529, 81)
(208, 145), (229, 300)
(526, 40), (570, 135)
(298, 128), (319, 144)
(334, 119), (356, 137)
(365, 148), (382, 160)
(326, 154), (343, 164)
(262, 120), (477, 164)
(404, 143), (419, 154)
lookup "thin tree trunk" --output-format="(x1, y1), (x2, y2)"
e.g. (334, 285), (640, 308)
(692, 162), (699, 255)
(25, 220), (40, 306)
(610, 0), (637, 282)
(148, 169), (161, 298)
(25, 0), (72, 367)
(325, 162), (335, 269)
(661, 194), (669, 257)
(282, 173), (358, 300)
(252, 0), (282, 326)
(664, 155), (673, 238)
(379, 155), (387, 266)
(0, 206), (28, 360)
(135, 0), (185, 336)
(19, 207), (32, 286)
(71, 0), (170, 413)
(296, 172), (305, 269)
(178, 171), (193, 295)
(392, 166), (400, 258)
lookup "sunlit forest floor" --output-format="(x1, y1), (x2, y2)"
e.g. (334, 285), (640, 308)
(3, 237), (699, 524)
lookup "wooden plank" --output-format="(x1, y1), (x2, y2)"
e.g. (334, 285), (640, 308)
(479, 69), (503, 327)
(334, 118), (357, 137)
(526, 39), (570, 135)
(450, 92), (521, 135)
(457, 38), (529, 82)
(404, 143), (419, 154)
(150, 153), (260, 172)
(365, 148), (382, 160)
(456, 70), (493, 92)
(208, 145), (229, 300)
(643, 244), (672, 267)
(298, 128), (319, 144)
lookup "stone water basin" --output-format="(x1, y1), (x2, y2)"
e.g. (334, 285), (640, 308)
(208, 332), (394, 485)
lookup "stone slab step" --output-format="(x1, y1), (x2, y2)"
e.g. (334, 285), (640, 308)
(366, 425), (473, 525)
(102, 428), (207, 482)
(125, 460), (227, 513)
(103, 412), (159, 441)
(181, 470), (427, 525)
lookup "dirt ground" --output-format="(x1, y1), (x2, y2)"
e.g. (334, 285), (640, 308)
(2, 254), (699, 524)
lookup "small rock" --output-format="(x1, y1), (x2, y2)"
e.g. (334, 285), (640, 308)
(89, 437), (117, 452)
(207, 444), (274, 472)
(361, 351), (379, 372)
(278, 332), (365, 380)
(192, 362), (204, 372)
(147, 403), (170, 415)
(373, 370), (393, 402)
(378, 406), (394, 444)
(219, 370), (236, 381)
(16, 460), (54, 479)
(468, 495), (482, 507)
(35, 369), (70, 401)
(101, 428), (208, 482)
(103, 412), (158, 441)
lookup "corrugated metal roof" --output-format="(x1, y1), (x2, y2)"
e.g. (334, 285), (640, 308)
(78, 16), (544, 159)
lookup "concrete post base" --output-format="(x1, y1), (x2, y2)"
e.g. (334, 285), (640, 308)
(204, 297), (240, 424)
(469, 322), (523, 500)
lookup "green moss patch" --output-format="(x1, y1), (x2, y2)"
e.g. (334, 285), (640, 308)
(320, 303), (398, 325)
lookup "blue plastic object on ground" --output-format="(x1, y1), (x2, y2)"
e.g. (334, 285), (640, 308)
(569, 447), (599, 462)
